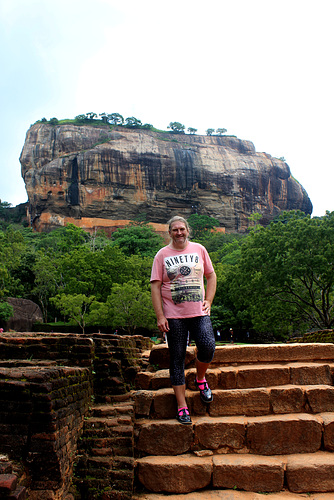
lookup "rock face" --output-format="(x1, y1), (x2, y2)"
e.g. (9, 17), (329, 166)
(5, 298), (43, 331)
(20, 123), (312, 232)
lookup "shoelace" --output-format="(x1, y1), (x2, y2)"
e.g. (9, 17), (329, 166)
(178, 406), (190, 415)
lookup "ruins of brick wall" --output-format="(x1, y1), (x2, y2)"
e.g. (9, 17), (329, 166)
(0, 332), (152, 500)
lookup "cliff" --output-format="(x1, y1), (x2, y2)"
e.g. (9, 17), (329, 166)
(20, 123), (312, 232)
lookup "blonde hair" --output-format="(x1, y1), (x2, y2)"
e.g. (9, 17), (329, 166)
(167, 216), (190, 233)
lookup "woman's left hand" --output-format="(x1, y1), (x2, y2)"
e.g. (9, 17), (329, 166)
(202, 300), (211, 315)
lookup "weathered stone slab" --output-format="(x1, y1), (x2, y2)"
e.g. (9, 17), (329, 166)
(218, 367), (237, 389)
(135, 371), (153, 390)
(133, 390), (154, 417)
(212, 454), (285, 492)
(186, 368), (220, 391)
(136, 454), (212, 493)
(152, 388), (178, 419)
(236, 365), (290, 389)
(286, 452), (334, 492)
(149, 345), (196, 370)
(211, 344), (334, 366)
(247, 414), (322, 455)
(290, 363), (332, 385)
(208, 389), (270, 417)
(321, 412), (334, 451)
(194, 416), (246, 451)
(270, 385), (305, 414)
(151, 370), (171, 390)
(136, 420), (193, 456)
(305, 385), (334, 413)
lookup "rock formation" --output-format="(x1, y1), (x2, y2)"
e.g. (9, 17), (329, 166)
(20, 123), (312, 232)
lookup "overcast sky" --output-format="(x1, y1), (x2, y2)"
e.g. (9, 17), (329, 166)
(1, 0), (333, 217)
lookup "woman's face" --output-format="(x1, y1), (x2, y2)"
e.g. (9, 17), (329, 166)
(169, 220), (189, 247)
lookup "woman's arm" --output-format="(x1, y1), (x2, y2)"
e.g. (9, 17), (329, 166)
(202, 271), (217, 315)
(151, 280), (170, 332)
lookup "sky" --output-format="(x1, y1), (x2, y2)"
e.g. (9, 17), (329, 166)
(1, 0), (333, 217)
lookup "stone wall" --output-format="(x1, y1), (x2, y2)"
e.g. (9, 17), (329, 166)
(0, 332), (151, 499)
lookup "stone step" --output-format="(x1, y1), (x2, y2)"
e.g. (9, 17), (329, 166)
(136, 412), (334, 457)
(135, 451), (334, 495)
(133, 491), (334, 499)
(136, 362), (334, 391)
(134, 384), (334, 419)
(148, 343), (334, 370)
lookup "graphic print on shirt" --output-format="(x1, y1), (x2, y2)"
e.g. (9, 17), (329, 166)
(164, 252), (203, 304)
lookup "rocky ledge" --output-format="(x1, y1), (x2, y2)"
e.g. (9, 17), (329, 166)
(20, 123), (312, 232)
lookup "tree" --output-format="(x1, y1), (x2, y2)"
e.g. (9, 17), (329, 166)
(0, 300), (13, 324)
(49, 117), (59, 125)
(110, 224), (164, 257)
(187, 214), (220, 240)
(85, 112), (97, 120)
(108, 113), (124, 125)
(231, 211), (334, 334)
(124, 116), (142, 128)
(90, 281), (156, 334)
(75, 114), (87, 123)
(206, 128), (215, 136)
(167, 122), (185, 134)
(187, 127), (197, 135)
(99, 113), (109, 124)
(50, 293), (96, 333)
(216, 128), (227, 135)
(142, 123), (153, 130)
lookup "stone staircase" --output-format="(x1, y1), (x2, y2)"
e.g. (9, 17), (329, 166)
(132, 343), (334, 499)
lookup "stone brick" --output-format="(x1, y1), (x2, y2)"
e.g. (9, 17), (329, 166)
(286, 452), (334, 493)
(151, 370), (171, 390)
(306, 386), (334, 412)
(237, 365), (290, 389)
(290, 363), (332, 385)
(218, 367), (237, 389)
(136, 420), (193, 456)
(194, 416), (246, 451)
(208, 388), (270, 417)
(270, 385), (305, 414)
(135, 371), (153, 390)
(153, 389), (178, 419)
(321, 412), (334, 451)
(133, 390), (154, 417)
(247, 414), (322, 455)
(136, 455), (212, 493)
(0, 474), (17, 494)
(212, 454), (285, 492)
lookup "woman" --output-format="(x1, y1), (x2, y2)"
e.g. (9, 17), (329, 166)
(150, 216), (217, 424)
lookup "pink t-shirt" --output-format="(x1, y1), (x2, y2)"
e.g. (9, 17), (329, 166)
(150, 241), (214, 319)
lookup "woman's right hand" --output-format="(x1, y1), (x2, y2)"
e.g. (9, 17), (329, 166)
(157, 315), (169, 333)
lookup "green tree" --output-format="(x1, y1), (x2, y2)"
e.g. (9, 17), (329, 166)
(85, 112), (97, 120)
(50, 293), (96, 333)
(187, 127), (197, 134)
(124, 117), (142, 128)
(231, 211), (334, 334)
(0, 300), (13, 324)
(168, 122), (185, 134)
(206, 128), (215, 136)
(108, 113), (124, 125)
(216, 128), (227, 135)
(90, 281), (156, 334)
(110, 224), (164, 257)
(187, 214), (220, 240)
(49, 117), (59, 125)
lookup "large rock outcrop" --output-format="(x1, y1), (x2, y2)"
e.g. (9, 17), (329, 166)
(20, 123), (312, 232)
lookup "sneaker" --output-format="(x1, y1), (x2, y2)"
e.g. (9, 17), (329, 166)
(176, 407), (192, 425)
(195, 378), (213, 403)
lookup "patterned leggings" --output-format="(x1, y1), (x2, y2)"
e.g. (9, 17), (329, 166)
(166, 315), (216, 386)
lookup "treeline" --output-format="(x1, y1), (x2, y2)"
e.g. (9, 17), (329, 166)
(1, 207), (334, 340)
(36, 113), (228, 137)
